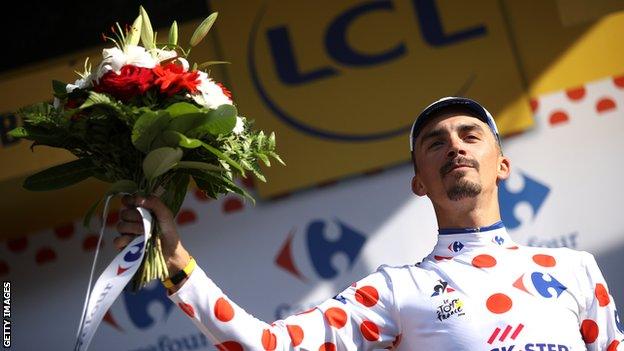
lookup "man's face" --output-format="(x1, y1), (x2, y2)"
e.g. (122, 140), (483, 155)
(411, 112), (509, 204)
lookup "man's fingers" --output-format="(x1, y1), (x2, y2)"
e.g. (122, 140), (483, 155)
(116, 221), (144, 235)
(113, 234), (136, 251)
(120, 208), (142, 223)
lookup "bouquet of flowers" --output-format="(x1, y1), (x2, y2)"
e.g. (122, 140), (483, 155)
(9, 7), (283, 290)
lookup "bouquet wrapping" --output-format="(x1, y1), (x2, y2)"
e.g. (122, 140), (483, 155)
(9, 7), (283, 291)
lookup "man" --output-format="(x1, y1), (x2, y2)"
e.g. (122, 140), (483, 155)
(115, 97), (623, 350)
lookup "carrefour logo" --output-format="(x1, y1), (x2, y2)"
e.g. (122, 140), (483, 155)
(103, 283), (173, 332)
(248, 0), (487, 141)
(499, 172), (550, 230)
(275, 218), (367, 281)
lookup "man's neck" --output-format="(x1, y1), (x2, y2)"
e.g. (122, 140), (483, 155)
(432, 192), (502, 229)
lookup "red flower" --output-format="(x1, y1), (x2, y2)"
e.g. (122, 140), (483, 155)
(217, 82), (232, 99)
(94, 65), (156, 101)
(153, 63), (200, 97)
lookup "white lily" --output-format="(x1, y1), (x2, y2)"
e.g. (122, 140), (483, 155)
(190, 72), (233, 109)
(233, 116), (245, 135)
(94, 45), (156, 81)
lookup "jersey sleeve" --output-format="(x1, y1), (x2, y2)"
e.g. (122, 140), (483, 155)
(168, 265), (402, 350)
(578, 251), (624, 350)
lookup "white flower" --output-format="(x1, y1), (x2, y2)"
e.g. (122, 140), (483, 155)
(152, 48), (178, 64)
(66, 75), (92, 92)
(232, 116), (245, 135)
(190, 72), (233, 109)
(94, 45), (156, 81)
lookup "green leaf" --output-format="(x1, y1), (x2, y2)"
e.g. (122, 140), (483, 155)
(80, 91), (114, 109)
(83, 197), (102, 229)
(106, 179), (138, 196)
(190, 12), (218, 47)
(175, 161), (224, 172)
(23, 158), (96, 191)
(139, 6), (155, 50)
(165, 102), (200, 117)
(167, 113), (207, 134)
(160, 172), (190, 216)
(268, 132), (276, 149)
(187, 104), (237, 137)
(142, 147), (183, 181)
(132, 111), (171, 153)
(8, 127), (27, 138)
(197, 61), (230, 70)
(258, 153), (270, 167)
(192, 171), (254, 204)
(161, 130), (202, 149)
(52, 80), (68, 96)
(168, 21), (178, 46)
(270, 151), (286, 166)
(127, 14), (142, 46)
(200, 141), (244, 174)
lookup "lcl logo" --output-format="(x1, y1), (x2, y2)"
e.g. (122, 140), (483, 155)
(249, 0), (488, 141)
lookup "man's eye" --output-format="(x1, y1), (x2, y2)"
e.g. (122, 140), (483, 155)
(428, 141), (443, 149)
(465, 135), (479, 141)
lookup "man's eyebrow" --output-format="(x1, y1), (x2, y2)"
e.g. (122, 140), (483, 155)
(419, 129), (446, 147)
(458, 122), (485, 134)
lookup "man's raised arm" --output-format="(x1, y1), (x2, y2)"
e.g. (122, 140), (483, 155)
(114, 195), (402, 350)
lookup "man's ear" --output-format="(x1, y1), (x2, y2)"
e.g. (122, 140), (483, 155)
(497, 155), (511, 181)
(411, 175), (427, 196)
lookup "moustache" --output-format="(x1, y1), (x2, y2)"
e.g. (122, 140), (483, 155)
(440, 157), (480, 176)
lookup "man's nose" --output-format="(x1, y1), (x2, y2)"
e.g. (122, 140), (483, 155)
(446, 136), (466, 159)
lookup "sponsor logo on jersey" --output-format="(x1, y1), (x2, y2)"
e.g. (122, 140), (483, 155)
(493, 235), (505, 245)
(513, 272), (567, 299)
(436, 298), (465, 321)
(431, 280), (455, 297)
(488, 324), (571, 351)
(448, 241), (464, 252)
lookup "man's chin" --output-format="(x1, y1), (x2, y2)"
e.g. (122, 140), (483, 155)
(446, 180), (482, 201)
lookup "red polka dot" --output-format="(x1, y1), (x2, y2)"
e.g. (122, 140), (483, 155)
(608, 340), (620, 351)
(176, 209), (196, 225)
(360, 320), (380, 341)
(194, 188), (210, 201)
(0, 261), (9, 276)
(214, 297), (235, 322)
(223, 198), (244, 213)
(472, 254), (497, 268)
(596, 97), (617, 113)
(595, 283), (610, 307)
(82, 235), (102, 251)
(580, 319), (599, 343)
(530, 98), (539, 112)
(434, 255), (452, 261)
(324, 307), (347, 328)
(507, 246), (519, 250)
(35, 247), (57, 265)
(286, 324), (304, 346)
(613, 75), (624, 88)
(566, 86), (586, 100)
(319, 342), (336, 351)
(486, 293), (512, 314)
(216, 341), (243, 351)
(241, 176), (255, 189)
(106, 211), (120, 227)
(533, 254), (556, 267)
(7, 237), (28, 253)
(549, 111), (569, 126)
(54, 223), (74, 239)
(262, 329), (277, 350)
(178, 302), (195, 318)
(355, 286), (379, 307)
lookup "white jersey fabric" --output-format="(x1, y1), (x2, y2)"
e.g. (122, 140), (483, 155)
(169, 224), (624, 350)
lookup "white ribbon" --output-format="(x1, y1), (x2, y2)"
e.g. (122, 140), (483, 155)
(74, 195), (153, 351)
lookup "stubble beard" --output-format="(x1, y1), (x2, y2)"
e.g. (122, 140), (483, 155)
(446, 171), (482, 201)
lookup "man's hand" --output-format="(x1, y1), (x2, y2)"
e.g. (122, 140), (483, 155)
(113, 195), (191, 278)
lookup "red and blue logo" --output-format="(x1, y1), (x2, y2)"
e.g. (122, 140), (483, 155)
(275, 218), (366, 281)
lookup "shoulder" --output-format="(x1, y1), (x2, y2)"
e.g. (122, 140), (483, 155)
(516, 245), (591, 267)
